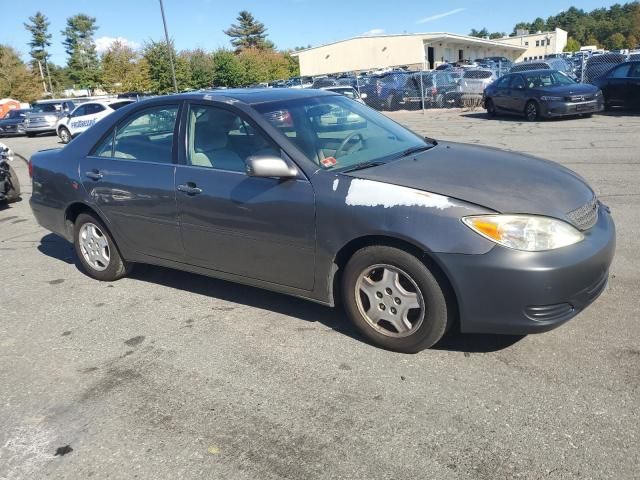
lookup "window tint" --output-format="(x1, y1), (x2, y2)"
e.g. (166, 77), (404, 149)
(609, 65), (630, 78)
(629, 63), (640, 78)
(495, 76), (511, 88)
(187, 105), (278, 172)
(87, 104), (106, 114)
(71, 105), (87, 117)
(510, 76), (525, 89)
(92, 105), (177, 162)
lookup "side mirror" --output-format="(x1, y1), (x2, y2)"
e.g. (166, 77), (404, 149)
(246, 155), (298, 179)
(360, 92), (368, 99)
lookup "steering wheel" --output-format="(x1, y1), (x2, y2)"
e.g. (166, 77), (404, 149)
(334, 132), (365, 158)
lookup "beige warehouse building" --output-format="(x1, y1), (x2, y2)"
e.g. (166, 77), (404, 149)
(292, 29), (568, 76)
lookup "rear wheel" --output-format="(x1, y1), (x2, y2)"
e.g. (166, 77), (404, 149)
(73, 213), (130, 281)
(434, 94), (445, 108)
(26, 132), (35, 138)
(342, 246), (450, 353)
(385, 95), (398, 111)
(525, 101), (540, 121)
(58, 126), (71, 144)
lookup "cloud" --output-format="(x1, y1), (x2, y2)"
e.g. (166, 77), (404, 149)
(360, 28), (385, 36)
(95, 36), (141, 53)
(416, 8), (466, 24)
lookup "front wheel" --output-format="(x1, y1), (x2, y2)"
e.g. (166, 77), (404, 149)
(525, 101), (540, 121)
(74, 213), (130, 281)
(342, 246), (450, 353)
(58, 126), (71, 144)
(26, 132), (35, 138)
(485, 98), (496, 117)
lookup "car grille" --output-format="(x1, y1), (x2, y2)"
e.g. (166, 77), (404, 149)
(30, 116), (46, 123)
(566, 196), (599, 231)
(566, 95), (594, 102)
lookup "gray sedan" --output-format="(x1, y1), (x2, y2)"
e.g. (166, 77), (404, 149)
(29, 89), (615, 352)
(484, 70), (603, 121)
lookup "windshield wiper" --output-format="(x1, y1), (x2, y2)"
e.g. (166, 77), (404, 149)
(341, 161), (385, 173)
(392, 143), (435, 160)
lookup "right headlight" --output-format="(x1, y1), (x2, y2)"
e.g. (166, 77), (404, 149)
(462, 214), (584, 251)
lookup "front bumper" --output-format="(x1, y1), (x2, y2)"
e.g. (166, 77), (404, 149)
(542, 98), (604, 117)
(25, 121), (57, 134)
(435, 205), (615, 334)
(0, 124), (25, 136)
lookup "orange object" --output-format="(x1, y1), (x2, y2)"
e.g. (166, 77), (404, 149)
(0, 99), (21, 119)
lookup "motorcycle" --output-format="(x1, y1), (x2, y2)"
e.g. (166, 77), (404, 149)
(0, 143), (21, 204)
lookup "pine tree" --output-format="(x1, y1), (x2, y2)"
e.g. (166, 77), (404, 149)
(223, 11), (274, 51)
(61, 14), (101, 91)
(24, 11), (53, 94)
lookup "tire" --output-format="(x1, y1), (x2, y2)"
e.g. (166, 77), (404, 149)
(485, 98), (496, 117)
(4, 165), (20, 202)
(73, 213), (130, 281)
(26, 132), (35, 138)
(385, 95), (398, 111)
(524, 101), (540, 121)
(342, 246), (450, 353)
(58, 126), (71, 144)
(434, 94), (445, 109)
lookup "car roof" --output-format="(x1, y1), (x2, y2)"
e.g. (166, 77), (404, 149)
(145, 88), (337, 106)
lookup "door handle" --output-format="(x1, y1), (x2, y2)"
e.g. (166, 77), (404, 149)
(85, 170), (103, 181)
(177, 183), (203, 195)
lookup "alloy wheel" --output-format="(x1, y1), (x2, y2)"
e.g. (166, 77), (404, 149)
(354, 264), (425, 338)
(79, 222), (110, 271)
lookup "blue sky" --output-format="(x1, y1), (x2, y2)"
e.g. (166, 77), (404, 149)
(2, 0), (621, 65)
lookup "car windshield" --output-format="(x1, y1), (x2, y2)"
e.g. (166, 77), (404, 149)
(31, 103), (61, 113)
(3, 110), (26, 119)
(524, 71), (576, 88)
(464, 70), (493, 79)
(255, 95), (430, 170)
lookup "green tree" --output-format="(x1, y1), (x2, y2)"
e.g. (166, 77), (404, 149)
(211, 49), (245, 87)
(142, 40), (190, 94)
(605, 32), (627, 50)
(489, 32), (506, 39)
(61, 14), (101, 91)
(627, 34), (639, 49)
(224, 11), (274, 51)
(564, 37), (581, 52)
(101, 41), (151, 93)
(181, 49), (215, 89)
(24, 11), (53, 93)
(469, 28), (489, 38)
(531, 17), (547, 32)
(0, 45), (42, 102)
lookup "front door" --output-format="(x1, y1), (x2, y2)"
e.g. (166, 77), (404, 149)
(80, 103), (183, 260)
(175, 103), (316, 290)
(507, 74), (528, 112)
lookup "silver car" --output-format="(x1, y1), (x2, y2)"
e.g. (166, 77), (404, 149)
(25, 99), (75, 137)
(454, 69), (497, 106)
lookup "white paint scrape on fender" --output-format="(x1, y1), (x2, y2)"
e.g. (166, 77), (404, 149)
(345, 179), (454, 210)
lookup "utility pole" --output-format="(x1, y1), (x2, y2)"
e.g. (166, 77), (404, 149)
(37, 60), (47, 94)
(159, 0), (178, 93)
(44, 59), (54, 96)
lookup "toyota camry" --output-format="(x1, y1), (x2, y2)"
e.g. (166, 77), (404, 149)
(29, 89), (615, 352)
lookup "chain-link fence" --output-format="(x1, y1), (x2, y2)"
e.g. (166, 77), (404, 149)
(300, 52), (634, 113)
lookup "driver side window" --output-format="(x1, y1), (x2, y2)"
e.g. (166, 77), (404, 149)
(510, 76), (525, 89)
(187, 105), (279, 172)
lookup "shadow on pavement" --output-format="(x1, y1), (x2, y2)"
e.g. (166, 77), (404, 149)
(37, 233), (524, 354)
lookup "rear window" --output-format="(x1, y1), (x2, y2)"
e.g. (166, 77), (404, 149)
(464, 70), (492, 79)
(109, 101), (133, 110)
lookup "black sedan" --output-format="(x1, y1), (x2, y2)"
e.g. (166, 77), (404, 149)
(592, 61), (640, 111)
(484, 70), (603, 121)
(29, 89), (615, 352)
(0, 108), (29, 137)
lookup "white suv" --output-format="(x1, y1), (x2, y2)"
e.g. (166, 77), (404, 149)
(56, 100), (134, 144)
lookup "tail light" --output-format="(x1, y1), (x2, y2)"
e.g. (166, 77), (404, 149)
(376, 81), (382, 95)
(28, 159), (33, 178)
(431, 87), (437, 95)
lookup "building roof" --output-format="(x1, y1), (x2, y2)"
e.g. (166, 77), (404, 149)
(291, 32), (527, 56)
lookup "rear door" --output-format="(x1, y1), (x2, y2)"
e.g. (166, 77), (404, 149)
(174, 102), (316, 290)
(507, 75), (528, 113)
(490, 75), (512, 111)
(79, 103), (184, 261)
(603, 64), (631, 106)
(627, 63), (640, 109)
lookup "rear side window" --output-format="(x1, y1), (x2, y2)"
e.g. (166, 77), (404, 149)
(629, 63), (640, 78)
(511, 76), (525, 89)
(609, 65), (630, 78)
(92, 105), (178, 163)
(86, 104), (106, 114)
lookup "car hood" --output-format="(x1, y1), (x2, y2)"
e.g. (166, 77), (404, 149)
(344, 141), (594, 223)
(0, 118), (23, 126)
(535, 83), (599, 96)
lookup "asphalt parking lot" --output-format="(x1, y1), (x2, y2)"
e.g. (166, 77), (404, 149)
(1, 109), (639, 479)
